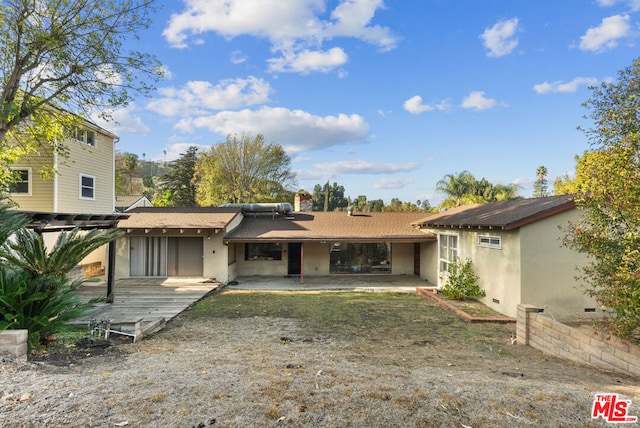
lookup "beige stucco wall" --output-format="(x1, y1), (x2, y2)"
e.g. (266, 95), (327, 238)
(115, 235), (131, 279)
(391, 242), (415, 275)
(302, 242), (331, 275)
(203, 232), (228, 280)
(465, 230), (522, 318)
(420, 241), (438, 284)
(519, 210), (597, 321)
(421, 228), (523, 317)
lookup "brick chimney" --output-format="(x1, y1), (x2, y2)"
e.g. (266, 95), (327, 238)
(294, 190), (313, 212)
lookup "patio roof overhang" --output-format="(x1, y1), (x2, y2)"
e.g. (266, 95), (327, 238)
(19, 211), (128, 232)
(224, 235), (437, 244)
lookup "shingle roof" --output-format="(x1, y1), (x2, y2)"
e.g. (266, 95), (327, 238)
(224, 211), (436, 242)
(412, 195), (575, 231)
(118, 207), (241, 229)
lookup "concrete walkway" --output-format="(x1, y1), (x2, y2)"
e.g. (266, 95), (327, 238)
(228, 274), (432, 293)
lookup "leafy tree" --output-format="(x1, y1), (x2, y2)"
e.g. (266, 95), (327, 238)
(311, 182), (348, 211)
(195, 134), (296, 206)
(533, 166), (549, 197)
(0, 0), (162, 189)
(563, 57), (640, 338)
(156, 146), (199, 207)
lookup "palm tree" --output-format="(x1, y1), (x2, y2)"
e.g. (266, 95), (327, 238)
(533, 165), (549, 197)
(436, 171), (479, 208)
(123, 153), (138, 195)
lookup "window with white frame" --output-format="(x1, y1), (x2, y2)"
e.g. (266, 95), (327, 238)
(478, 235), (501, 249)
(9, 168), (31, 195)
(79, 174), (95, 199)
(72, 127), (96, 146)
(438, 233), (458, 274)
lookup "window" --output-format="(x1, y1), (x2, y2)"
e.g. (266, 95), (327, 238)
(245, 243), (282, 261)
(72, 127), (96, 146)
(80, 174), (95, 199)
(329, 242), (391, 274)
(438, 233), (458, 274)
(9, 168), (30, 195)
(478, 235), (501, 249)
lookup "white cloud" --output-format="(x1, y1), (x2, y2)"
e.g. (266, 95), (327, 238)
(597, 0), (640, 11)
(268, 47), (348, 74)
(312, 160), (420, 175)
(461, 91), (499, 111)
(146, 77), (272, 117)
(230, 50), (248, 64)
(174, 106), (369, 153)
(162, 0), (397, 74)
(579, 14), (631, 52)
(533, 77), (598, 94)
(403, 95), (450, 114)
(373, 177), (413, 189)
(480, 18), (520, 58)
(93, 104), (150, 136)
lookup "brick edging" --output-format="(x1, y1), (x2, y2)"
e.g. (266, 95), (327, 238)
(416, 288), (516, 324)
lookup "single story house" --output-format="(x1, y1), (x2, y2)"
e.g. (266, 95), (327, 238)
(115, 203), (434, 282)
(113, 194), (599, 321)
(412, 195), (598, 320)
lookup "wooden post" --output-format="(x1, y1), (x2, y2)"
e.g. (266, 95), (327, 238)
(106, 239), (116, 303)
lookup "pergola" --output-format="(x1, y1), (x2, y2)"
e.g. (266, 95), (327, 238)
(17, 211), (128, 303)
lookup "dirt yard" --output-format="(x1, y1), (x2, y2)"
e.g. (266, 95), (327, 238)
(1, 290), (638, 427)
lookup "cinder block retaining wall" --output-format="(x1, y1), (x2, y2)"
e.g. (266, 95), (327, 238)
(0, 330), (28, 361)
(517, 304), (640, 377)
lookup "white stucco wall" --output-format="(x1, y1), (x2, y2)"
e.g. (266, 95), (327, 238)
(519, 210), (598, 321)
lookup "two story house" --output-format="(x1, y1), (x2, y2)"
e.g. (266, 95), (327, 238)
(7, 118), (125, 298)
(9, 122), (116, 214)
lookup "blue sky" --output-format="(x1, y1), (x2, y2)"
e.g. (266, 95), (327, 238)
(99, 0), (640, 205)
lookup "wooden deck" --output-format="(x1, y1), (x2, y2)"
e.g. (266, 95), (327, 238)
(72, 278), (221, 336)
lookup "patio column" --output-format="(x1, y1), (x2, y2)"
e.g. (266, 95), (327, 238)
(300, 242), (304, 284)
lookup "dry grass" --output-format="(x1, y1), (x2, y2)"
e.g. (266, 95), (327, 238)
(1, 290), (638, 427)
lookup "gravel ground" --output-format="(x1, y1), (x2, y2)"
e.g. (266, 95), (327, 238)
(1, 305), (639, 427)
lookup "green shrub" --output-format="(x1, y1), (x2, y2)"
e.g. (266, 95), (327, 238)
(442, 257), (486, 300)
(0, 270), (88, 349)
